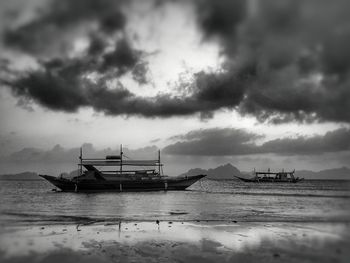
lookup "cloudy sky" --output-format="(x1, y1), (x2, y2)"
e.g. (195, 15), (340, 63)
(0, 0), (349, 175)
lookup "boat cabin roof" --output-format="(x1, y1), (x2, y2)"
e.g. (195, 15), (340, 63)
(81, 159), (162, 167)
(255, 171), (294, 175)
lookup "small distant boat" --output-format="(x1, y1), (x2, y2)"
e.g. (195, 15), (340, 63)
(40, 146), (206, 192)
(235, 169), (303, 183)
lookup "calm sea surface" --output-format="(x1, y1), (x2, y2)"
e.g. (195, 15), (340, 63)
(1, 179), (349, 226)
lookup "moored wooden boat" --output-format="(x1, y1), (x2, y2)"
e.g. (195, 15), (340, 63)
(235, 169), (303, 183)
(40, 146), (206, 192)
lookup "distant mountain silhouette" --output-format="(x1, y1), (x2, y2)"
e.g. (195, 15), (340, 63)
(0, 170), (81, 181)
(296, 167), (350, 180)
(181, 164), (350, 180)
(0, 172), (39, 180)
(180, 163), (241, 180)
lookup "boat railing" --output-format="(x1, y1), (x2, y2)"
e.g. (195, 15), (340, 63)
(98, 169), (156, 173)
(78, 146), (164, 177)
(80, 160), (162, 166)
(255, 172), (294, 175)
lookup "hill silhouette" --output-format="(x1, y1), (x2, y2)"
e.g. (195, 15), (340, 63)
(180, 163), (241, 180)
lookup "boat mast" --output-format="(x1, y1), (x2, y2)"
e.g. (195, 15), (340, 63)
(158, 150), (161, 176)
(120, 144), (123, 175)
(79, 147), (83, 176)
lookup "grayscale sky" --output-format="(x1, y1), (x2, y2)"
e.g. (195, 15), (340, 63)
(0, 0), (349, 175)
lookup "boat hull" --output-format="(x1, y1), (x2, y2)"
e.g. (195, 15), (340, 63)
(235, 176), (304, 183)
(39, 174), (206, 192)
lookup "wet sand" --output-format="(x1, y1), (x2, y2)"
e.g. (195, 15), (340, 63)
(0, 221), (349, 263)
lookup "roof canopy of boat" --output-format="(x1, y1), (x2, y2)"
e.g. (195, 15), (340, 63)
(255, 171), (294, 175)
(77, 146), (164, 178)
(81, 159), (162, 167)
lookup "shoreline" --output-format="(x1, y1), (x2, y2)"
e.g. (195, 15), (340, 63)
(2, 216), (350, 228)
(1, 221), (349, 263)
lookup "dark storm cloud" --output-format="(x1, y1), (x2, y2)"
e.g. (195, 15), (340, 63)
(3, 57), (90, 112)
(191, 0), (350, 123)
(87, 33), (108, 56)
(0, 0), (154, 112)
(261, 128), (350, 155)
(163, 128), (350, 156)
(2, 66), (245, 117)
(1, 0), (350, 122)
(195, 0), (247, 39)
(3, 0), (126, 56)
(1, 0), (150, 81)
(164, 128), (261, 156)
(100, 39), (142, 75)
(99, 10), (126, 33)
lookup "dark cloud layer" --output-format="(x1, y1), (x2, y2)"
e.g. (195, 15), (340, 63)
(1, 0), (350, 123)
(1, 0), (150, 87)
(3, 0), (126, 56)
(192, 0), (350, 123)
(195, 0), (246, 39)
(2, 68), (247, 117)
(163, 127), (350, 156)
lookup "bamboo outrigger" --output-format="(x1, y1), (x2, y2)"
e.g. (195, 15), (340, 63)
(39, 146), (206, 192)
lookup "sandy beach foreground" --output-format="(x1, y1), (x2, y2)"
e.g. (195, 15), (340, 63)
(0, 221), (349, 263)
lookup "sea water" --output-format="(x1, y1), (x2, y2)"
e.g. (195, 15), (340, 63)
(0, 179), (349, 226)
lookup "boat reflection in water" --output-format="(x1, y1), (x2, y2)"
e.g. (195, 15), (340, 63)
(40, 146), (206, 192)
(235, 169), (304, 183)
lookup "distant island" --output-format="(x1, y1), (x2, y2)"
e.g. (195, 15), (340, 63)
(1, 165), (349, 180)
(294, 167), (350, 180)
(180, 163), (242, 180)
(180, 164), (350, 180)
(0, 172), (40, 180)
